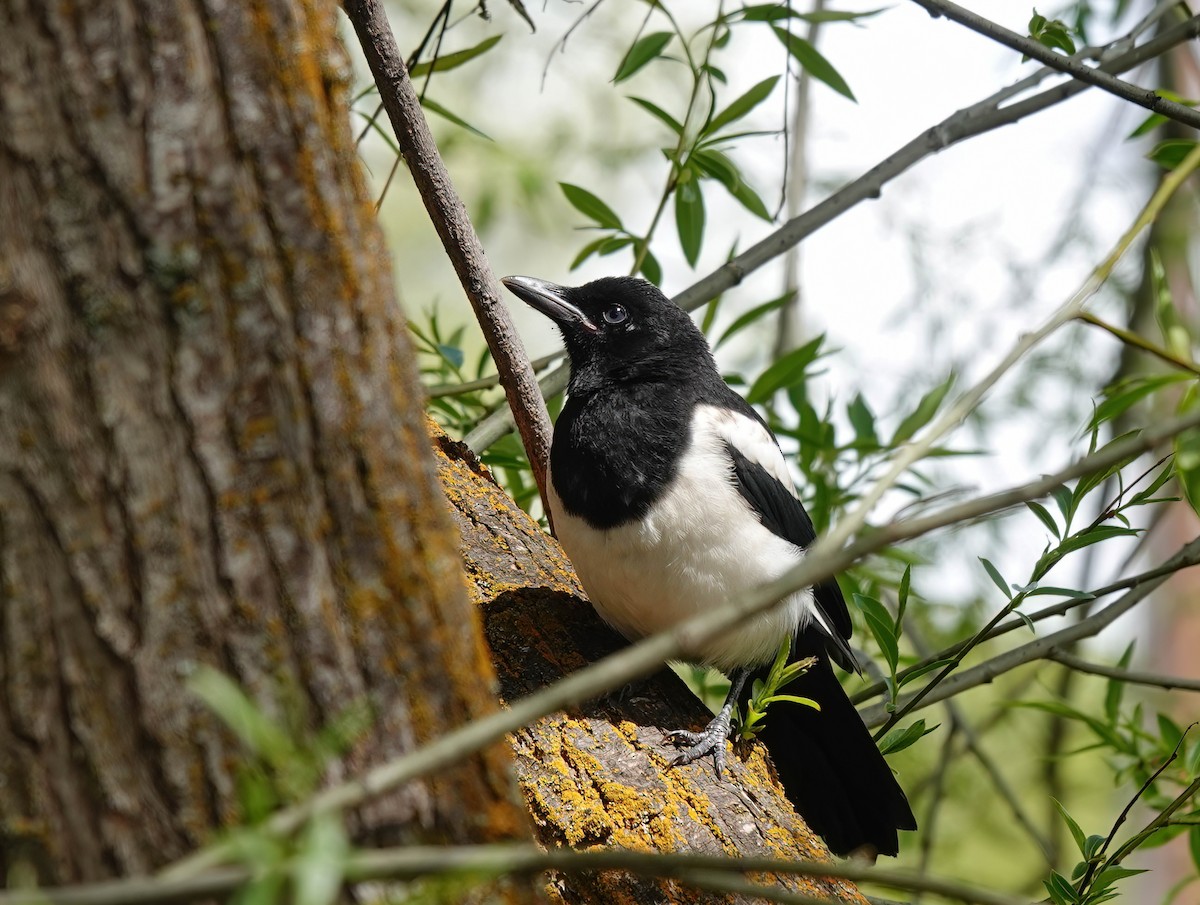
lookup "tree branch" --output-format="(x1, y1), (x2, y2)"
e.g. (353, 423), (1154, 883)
(342, 0), (554, 508)
(462, 15), (1200, 452)
(8, 844), (1031, 905)
(1048, 649), (1200, 692)
(908, 0), (1200, 130)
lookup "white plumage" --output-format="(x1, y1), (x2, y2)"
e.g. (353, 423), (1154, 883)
(549, 404), (821, 671)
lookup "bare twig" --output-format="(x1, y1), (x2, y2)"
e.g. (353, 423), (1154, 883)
(11, 844), (1030, 905)
(343, 0), (554, 508)
(1048, 649), (1200, 692)
(161, 407), (1200, 880)
(425, 351), (563, 398)
(908, 0), (1200, 130)
(463, 16), (1200, 453)
(1076, 310), (1200, 375)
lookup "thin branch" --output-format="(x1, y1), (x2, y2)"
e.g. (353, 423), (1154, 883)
(161, 406), (1200, 880)
(1048, 649), (1200, 692)
(908, 0), (1200, 130)
(425, 351), (563, 398)
(342, 0), (554, 510)
(858, 534), (1200, 728)
(1076, 310), (1200, 375)
(463, 15), (1200, 453)
(10, 844), (1031, 905)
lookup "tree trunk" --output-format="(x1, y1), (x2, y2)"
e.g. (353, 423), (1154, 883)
(0, 0), (528, 891)
(436, 433), (868, 905)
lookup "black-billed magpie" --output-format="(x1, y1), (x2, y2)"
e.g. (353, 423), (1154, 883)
(502, 274), (917, 858)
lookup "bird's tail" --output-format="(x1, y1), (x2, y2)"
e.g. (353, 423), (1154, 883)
(747, 651), (917, 858)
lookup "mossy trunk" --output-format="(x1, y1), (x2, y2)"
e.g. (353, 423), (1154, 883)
(0, 0), (527, 890)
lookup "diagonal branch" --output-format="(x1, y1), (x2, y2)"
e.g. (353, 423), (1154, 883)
(463, 15), (1200, 453)
(342, 0), (553, 507)
(908, 0), (1200, 130)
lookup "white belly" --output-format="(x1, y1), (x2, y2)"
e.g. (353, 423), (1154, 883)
(548, 409), (814, 672)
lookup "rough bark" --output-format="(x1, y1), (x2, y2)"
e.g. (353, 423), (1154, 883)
(435, 432), (868, 905)
(0, 0), (528, 891)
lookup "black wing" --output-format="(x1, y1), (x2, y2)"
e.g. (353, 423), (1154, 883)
(717, 404), (857, 673)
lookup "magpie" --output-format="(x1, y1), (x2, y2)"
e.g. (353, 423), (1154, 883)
(502, 274), (917, 858)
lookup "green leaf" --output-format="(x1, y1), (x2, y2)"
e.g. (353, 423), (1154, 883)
(1053, 799), (1088, 856)
(898, 657), (956, 689)
(419, 97), (492, 140)
(692, 149), (772, 220)
(675, 176), (705, 267)
(853, 593), (898, 672)
(878, 719), (937, 756)
(570, 235), (613, 270)
(614, 32), (674, 83)
(746, 335), (825, 404)
(892, 373), (955, 444)
(188, 667), (297, 768)
(771, 27), (856, 101)
(1105, 642), (1135, 723)
(848, 393), (879, 446)
(1090, 372), (1190, 431)
(639, 247), (663, 286)
(293, 814), (350, 905)
(764, 693), (820, 709)
(1175, 382), (1200, 517)
(1025, 586), (1094, 599)
(409, 35), (502, 78)
(1149, 139), (1199, 170)
(715, 293), (793, 349)
(1190, 825), (1200, 874)
(1157, 712), (1184, 752)
(1054, 524), (1140, 558)
(560, 182), (623, 230)
(628, 96), (684, 134)
(1153, 249), (1193, 362)
(979, 557), (1013, 600)
(1043, 869), (1078, 905)
(706, 75), (780, 136)
(1026, 501), (1060, 538)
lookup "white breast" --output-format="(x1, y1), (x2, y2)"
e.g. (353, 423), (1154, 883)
(549, 404), (816, 672)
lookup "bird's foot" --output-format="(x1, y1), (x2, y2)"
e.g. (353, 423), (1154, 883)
(665, 708), (735, 778)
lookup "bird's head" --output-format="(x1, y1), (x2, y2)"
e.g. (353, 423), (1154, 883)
(502, 275), (713, 393)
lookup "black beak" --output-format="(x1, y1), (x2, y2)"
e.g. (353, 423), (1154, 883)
(501, 276), (599, 333)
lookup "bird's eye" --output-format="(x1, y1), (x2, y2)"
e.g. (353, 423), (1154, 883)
(603, 304), (628, 325)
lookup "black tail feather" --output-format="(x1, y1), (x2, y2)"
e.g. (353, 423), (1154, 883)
(747, 642), (917, 857)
